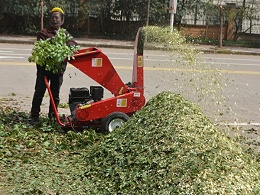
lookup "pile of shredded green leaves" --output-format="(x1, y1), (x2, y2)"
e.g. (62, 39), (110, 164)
(82, 92), (258, 194)
(0, 92), (258, 194)
(28, 28), (80, 74)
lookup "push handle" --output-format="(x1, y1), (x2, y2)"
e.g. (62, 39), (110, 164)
(44, 76), (65, 127)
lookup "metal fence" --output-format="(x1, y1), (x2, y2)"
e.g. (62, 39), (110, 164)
(181, 0), (259, 34)
(242, 19), (259, 34)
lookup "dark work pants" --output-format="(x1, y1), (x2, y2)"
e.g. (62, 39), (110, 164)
(31, 71), (63, 118)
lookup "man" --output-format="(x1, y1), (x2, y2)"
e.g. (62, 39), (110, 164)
(30, 7), (77, 125)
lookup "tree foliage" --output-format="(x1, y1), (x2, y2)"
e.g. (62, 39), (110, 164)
(0, 0), (258, 36)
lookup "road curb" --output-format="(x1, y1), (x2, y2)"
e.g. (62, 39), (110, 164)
(198, 49), (259, 56)
(0, 38), (258, 56)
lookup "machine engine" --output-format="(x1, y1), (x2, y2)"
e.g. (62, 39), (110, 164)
(69, 86), (104, 118)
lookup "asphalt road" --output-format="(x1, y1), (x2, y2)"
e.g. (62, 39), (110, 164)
(0, 43), (259, 125)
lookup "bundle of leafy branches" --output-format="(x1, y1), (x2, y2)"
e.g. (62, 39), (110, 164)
(0, 92), (258, 194)
(28, 28), (80, 74)
(82, 92), (258, 194)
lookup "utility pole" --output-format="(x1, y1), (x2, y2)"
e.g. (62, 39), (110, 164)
(145, 0), (151, 42)
(219, 1), (223, 48)
(169, 0), (177, 33)
(146, 0), (151, 26)
(40, 0), (44, 30)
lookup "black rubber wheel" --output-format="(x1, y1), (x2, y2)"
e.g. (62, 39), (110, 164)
(101, 112), (130, 133)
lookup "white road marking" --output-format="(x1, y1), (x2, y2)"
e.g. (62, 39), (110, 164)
(204, 56), (259, 62)
(0, 51), (13, 53)
(0, 47), (32, 51)
(221, 123), (259, 126)
(0, 56), (23, 59)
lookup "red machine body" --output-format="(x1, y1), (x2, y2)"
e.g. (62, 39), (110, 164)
(45, 27), (145, 131)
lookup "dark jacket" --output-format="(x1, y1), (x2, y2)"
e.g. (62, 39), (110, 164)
(36, 26), (77, 74)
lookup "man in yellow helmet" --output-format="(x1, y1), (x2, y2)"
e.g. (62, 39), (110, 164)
(30, 7), (77, 125)
(49, 7), (65, 30)
(51, 7), (64, 14)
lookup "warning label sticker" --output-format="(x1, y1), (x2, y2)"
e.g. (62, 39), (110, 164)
(134, 92), (140, 97)
(92, 58), (102, 67)
(116, 98), (127, 107)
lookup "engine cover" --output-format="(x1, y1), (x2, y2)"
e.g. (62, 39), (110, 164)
(69, 87), (91, 114)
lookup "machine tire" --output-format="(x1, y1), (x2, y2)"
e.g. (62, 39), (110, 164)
(102, 112), (130, 133)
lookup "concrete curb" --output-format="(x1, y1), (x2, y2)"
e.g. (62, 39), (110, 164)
(0, 38), (135, 50)
(199, 47), (259, 56)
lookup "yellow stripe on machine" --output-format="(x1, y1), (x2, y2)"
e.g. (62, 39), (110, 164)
(119, 87), (124, 95)
(80, 104), (91, 109)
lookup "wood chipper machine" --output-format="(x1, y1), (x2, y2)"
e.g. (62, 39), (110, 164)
(44, 27), (146, 133)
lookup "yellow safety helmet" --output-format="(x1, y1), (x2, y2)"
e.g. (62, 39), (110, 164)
(51, 7), (64, 14)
